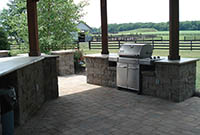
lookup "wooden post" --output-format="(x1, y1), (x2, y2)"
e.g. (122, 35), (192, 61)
(27, 0), (41, 56)
(89, 41), (91, 50)
(118, 40), (120, 49)
(77, 41), (80, 50)
(100, 0), (109, 54)
(168, 0), (180, 60)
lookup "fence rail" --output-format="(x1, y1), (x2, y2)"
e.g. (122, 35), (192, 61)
(10, 42), (80, 51)
(88, 39), (200, 50)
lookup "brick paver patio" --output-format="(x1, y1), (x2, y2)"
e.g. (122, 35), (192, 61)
(15, 75), (200, 135)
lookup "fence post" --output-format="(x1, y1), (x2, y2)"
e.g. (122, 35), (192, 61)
(118, 40), (120, 49)
(152, 40), (154, 49)
(190, 40), (192, 50)
(64, 44), (66, 50)
(89, 41), (91, 50)
(77, 41), (80, 50)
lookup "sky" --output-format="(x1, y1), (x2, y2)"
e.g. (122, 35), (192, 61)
(1, 0), (200, 28)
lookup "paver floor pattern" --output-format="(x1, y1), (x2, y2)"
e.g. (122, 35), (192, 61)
(15, 75), (200, 135)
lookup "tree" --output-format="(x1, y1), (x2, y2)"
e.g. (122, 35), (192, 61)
(0, 0), (28, 48)
(0, 27), (9, 50)
(0, 0), (88, 53)
(37, 0), (88, 52)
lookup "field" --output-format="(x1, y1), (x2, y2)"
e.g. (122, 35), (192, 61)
(116, 29), (200, 40)
(79, 42), (200, 91)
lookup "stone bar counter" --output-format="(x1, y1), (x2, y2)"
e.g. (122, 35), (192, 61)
(85, 53), (118, 88)
(0, 50), (9, 57)
(142, 57), (199, 102)
(51, 50), (75, 76)
(85, 53), (199, 102)
(0, 55), (58, 125)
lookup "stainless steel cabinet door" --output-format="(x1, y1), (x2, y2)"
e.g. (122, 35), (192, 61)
(127, 64), (139, 91)
(117, 63), (127, 88)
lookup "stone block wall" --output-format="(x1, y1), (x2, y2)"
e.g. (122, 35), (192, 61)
(142, 62), (197, 102)
(0, 50), (9, 57)
(51, 50), (75, 76)
(0, 56), (58, 126)
(17, 61), (45, 125)
(85, 56), (116, 88)
(43, 56), (59, 100)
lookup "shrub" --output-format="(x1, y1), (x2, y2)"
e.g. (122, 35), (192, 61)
(74, 49), (85, 73)
(0, 27), (9, 50)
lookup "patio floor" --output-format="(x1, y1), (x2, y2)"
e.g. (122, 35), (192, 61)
(15, 75), (200, 135)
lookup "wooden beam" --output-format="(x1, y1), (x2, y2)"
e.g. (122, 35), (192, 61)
(100, 0), (109, 54)
(168, 0), (180, 60)
(27, 0), (41, 56)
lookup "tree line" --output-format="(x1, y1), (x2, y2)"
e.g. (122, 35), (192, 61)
(92, 21), (200, 33)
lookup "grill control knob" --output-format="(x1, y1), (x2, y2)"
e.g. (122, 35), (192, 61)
(157, 56), (160, 59)
(153, 56), (156, 59)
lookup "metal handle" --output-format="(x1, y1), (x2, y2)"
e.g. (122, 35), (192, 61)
(128, 67), (138, 70)
(118, 66), (127, 68)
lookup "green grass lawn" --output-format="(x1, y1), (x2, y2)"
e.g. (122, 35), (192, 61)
(80, 42), (200, 91)
(118, 29), (200, 36)
(117, 29), (200, 40)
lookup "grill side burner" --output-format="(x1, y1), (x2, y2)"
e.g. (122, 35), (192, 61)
(117, 43), (156, 92)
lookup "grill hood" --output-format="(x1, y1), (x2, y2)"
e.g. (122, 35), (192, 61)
(119, 43), (153, 58)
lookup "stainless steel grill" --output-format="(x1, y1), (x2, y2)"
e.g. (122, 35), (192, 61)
(117, 43), (159, 92)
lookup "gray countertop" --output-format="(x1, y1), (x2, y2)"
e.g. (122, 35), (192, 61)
(51, 50), (75, 54)
(85, 53), (199, 64)
(85, 53), (119, 61)
(155, 57), (199, 64)
(0, 56), (45, 77)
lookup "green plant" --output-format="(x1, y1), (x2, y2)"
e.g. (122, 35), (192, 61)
(74, 49), (85, 73)
(0, 27), (9, 50)
(74, 49), (84, 63)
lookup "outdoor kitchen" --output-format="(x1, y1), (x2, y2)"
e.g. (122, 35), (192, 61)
(85, 43), (199, 102)
(84, 0), (200, 103)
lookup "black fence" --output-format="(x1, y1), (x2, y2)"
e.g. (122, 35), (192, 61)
(88, 39), (200, 50)
(92, 34), (157, 42)
(10, 41), (80, 51)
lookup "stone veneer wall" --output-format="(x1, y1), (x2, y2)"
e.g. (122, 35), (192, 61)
(16, 60), (45, 125)
(0, 56), (58, 125)
(51, 50), (75, 76)
(142, 62), (197, 102)
(0, 50), (9, 57)
(43, 56), (59, 100)
(85, 56), (116, 88)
